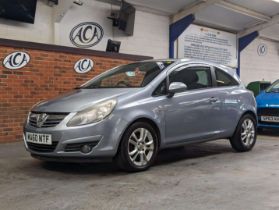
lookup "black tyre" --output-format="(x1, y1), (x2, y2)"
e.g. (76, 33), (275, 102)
(230, 114), (257, 152)
(116, 121), (159, 172)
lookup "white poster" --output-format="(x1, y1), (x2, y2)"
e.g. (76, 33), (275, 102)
(178, 24), (237, 68)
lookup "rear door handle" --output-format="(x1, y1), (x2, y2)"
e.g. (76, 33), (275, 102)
(208, 97), (219, 103)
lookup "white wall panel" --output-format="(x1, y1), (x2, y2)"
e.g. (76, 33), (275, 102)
(240, 38), (279, 85)
(0, 0), (169, 58)
(0, 1), (53, 44)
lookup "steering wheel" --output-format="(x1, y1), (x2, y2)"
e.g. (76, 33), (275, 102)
(116, 81), (130, 87)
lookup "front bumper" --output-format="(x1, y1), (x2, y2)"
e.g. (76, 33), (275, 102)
(258, 123), (279, 129)
(23, 113), (128, 161)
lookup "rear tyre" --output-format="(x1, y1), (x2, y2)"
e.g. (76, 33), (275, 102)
(116, 122), (159, 172)
(230, 114), (257, 152)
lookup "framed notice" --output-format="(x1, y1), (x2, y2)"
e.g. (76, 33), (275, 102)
(178, 24), (237, 68)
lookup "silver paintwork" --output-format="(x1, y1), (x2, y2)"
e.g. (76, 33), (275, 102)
(23, 59), (257, 161)
(168, 82), (187, 94)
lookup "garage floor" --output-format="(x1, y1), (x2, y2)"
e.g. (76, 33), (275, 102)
(1, 133), (279, 210)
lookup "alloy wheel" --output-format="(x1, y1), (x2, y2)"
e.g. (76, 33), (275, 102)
(241, 119), (255, 146)
(128, 128), (154, 167)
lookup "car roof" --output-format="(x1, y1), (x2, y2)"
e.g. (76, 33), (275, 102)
(141, 58), (235, 71)
(139, 58), (241, 85)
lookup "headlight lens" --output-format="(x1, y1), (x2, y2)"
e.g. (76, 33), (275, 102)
(67, 99), (117, 127)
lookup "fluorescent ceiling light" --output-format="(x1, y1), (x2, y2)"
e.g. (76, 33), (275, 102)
(272, 0), (279, 3)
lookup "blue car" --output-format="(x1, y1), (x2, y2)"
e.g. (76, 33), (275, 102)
(256, 79), (279, 129)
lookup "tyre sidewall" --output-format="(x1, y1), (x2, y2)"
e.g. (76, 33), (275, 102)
(233, 114), (257, 151)
(118, 122), (159, 171)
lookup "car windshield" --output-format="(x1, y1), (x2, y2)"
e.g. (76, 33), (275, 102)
(266, 80), (279, 93)
(80, 61), (174, 89)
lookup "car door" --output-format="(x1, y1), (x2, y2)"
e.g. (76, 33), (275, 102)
(210, 67), (242, 136)
(164, 64), (223, 145)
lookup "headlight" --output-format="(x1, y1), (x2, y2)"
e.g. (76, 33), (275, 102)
(67, 99), (117, 127)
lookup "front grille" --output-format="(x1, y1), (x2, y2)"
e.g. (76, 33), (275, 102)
(258, 108), (279, 117)
(64, 141), (99, 152)
(27, 142), (58, 153)
(258, 108), (279, 125)
(29, 112), (69, 128)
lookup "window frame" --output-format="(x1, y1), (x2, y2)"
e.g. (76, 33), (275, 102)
(152, 63), (215, 97)
(167, 64), (214, 92)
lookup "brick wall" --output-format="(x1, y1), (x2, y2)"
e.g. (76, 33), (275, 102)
(0, 44), (148, 143)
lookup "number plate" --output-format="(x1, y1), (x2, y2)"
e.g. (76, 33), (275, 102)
(261, 116), (279, 123)
(25, 132), (52, 145)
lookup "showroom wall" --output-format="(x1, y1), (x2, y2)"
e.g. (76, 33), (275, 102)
(240, 38), (279, 85)
(0, 0), (169, 59)
(0, 1), (53, 44)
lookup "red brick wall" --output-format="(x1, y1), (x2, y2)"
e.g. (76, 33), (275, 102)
(0, 46), (138, 143)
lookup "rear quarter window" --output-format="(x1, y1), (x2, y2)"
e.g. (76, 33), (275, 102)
(215, 68), (239, 87)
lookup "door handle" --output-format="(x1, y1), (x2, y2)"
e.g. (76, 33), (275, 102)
(208, 97), (219, 103)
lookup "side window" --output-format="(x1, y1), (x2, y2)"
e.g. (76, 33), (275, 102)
(169, 66), (212, 91)
(215, 68), (239, 87)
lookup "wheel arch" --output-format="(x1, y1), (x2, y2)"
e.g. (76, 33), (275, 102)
(231, 110), (257, 138)
(114, 117), (162, 157)
(241, 110), (257, 123)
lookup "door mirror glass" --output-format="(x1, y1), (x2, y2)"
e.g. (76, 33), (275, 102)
(168, 82), (187, 95)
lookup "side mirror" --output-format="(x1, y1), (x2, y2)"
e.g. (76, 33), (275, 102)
(168, 82), (187, 97)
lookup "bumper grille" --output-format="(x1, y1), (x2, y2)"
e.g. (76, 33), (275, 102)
(27, 142), (58, 153)
(29, 112), (69, 128)
(258, 108), (279, 125)
(258, 108), (279, 116)
(64, 141), (99, 152)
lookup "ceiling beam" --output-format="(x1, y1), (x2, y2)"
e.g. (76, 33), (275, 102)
(238, 14), (279, 37)
(95, 0), (171, 16)
(216, 1), (271, 22)
(172, 0), (223, 23)
(53, 1), (74, 22)
(95, 0), (121, 6)
(259, 35), (279, 43)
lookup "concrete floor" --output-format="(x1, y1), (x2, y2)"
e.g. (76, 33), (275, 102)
(1, 132), (279, 210)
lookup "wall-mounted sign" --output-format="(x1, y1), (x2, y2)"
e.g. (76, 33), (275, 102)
(70, 22), (104, 48)
(178, 24), (237, 68)
(3, 52), (30, 70)
(74, 58), (94, 74)
(257, 43), (268, 56)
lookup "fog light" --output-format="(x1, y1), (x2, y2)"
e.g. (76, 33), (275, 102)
(81, 144), (92, 153)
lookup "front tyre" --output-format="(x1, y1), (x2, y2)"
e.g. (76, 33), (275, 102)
(116, 122), (159, 172)
(230, 114), (257, 152)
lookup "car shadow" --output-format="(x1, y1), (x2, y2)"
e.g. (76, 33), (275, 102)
(258, 128), (279, 137)
(40, 141), (233, 174)
(155, 141), (232, 166)
(41, 161), (120, 175)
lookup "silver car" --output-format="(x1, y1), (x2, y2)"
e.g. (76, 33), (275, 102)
(23, 59), (257, 171)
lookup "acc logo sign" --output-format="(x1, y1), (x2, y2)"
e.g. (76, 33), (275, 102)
(70, 22), (104, 48)
(257, 43), (268, 56)
(3, 52), (30, 70)
(74, 58), (94, 74)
